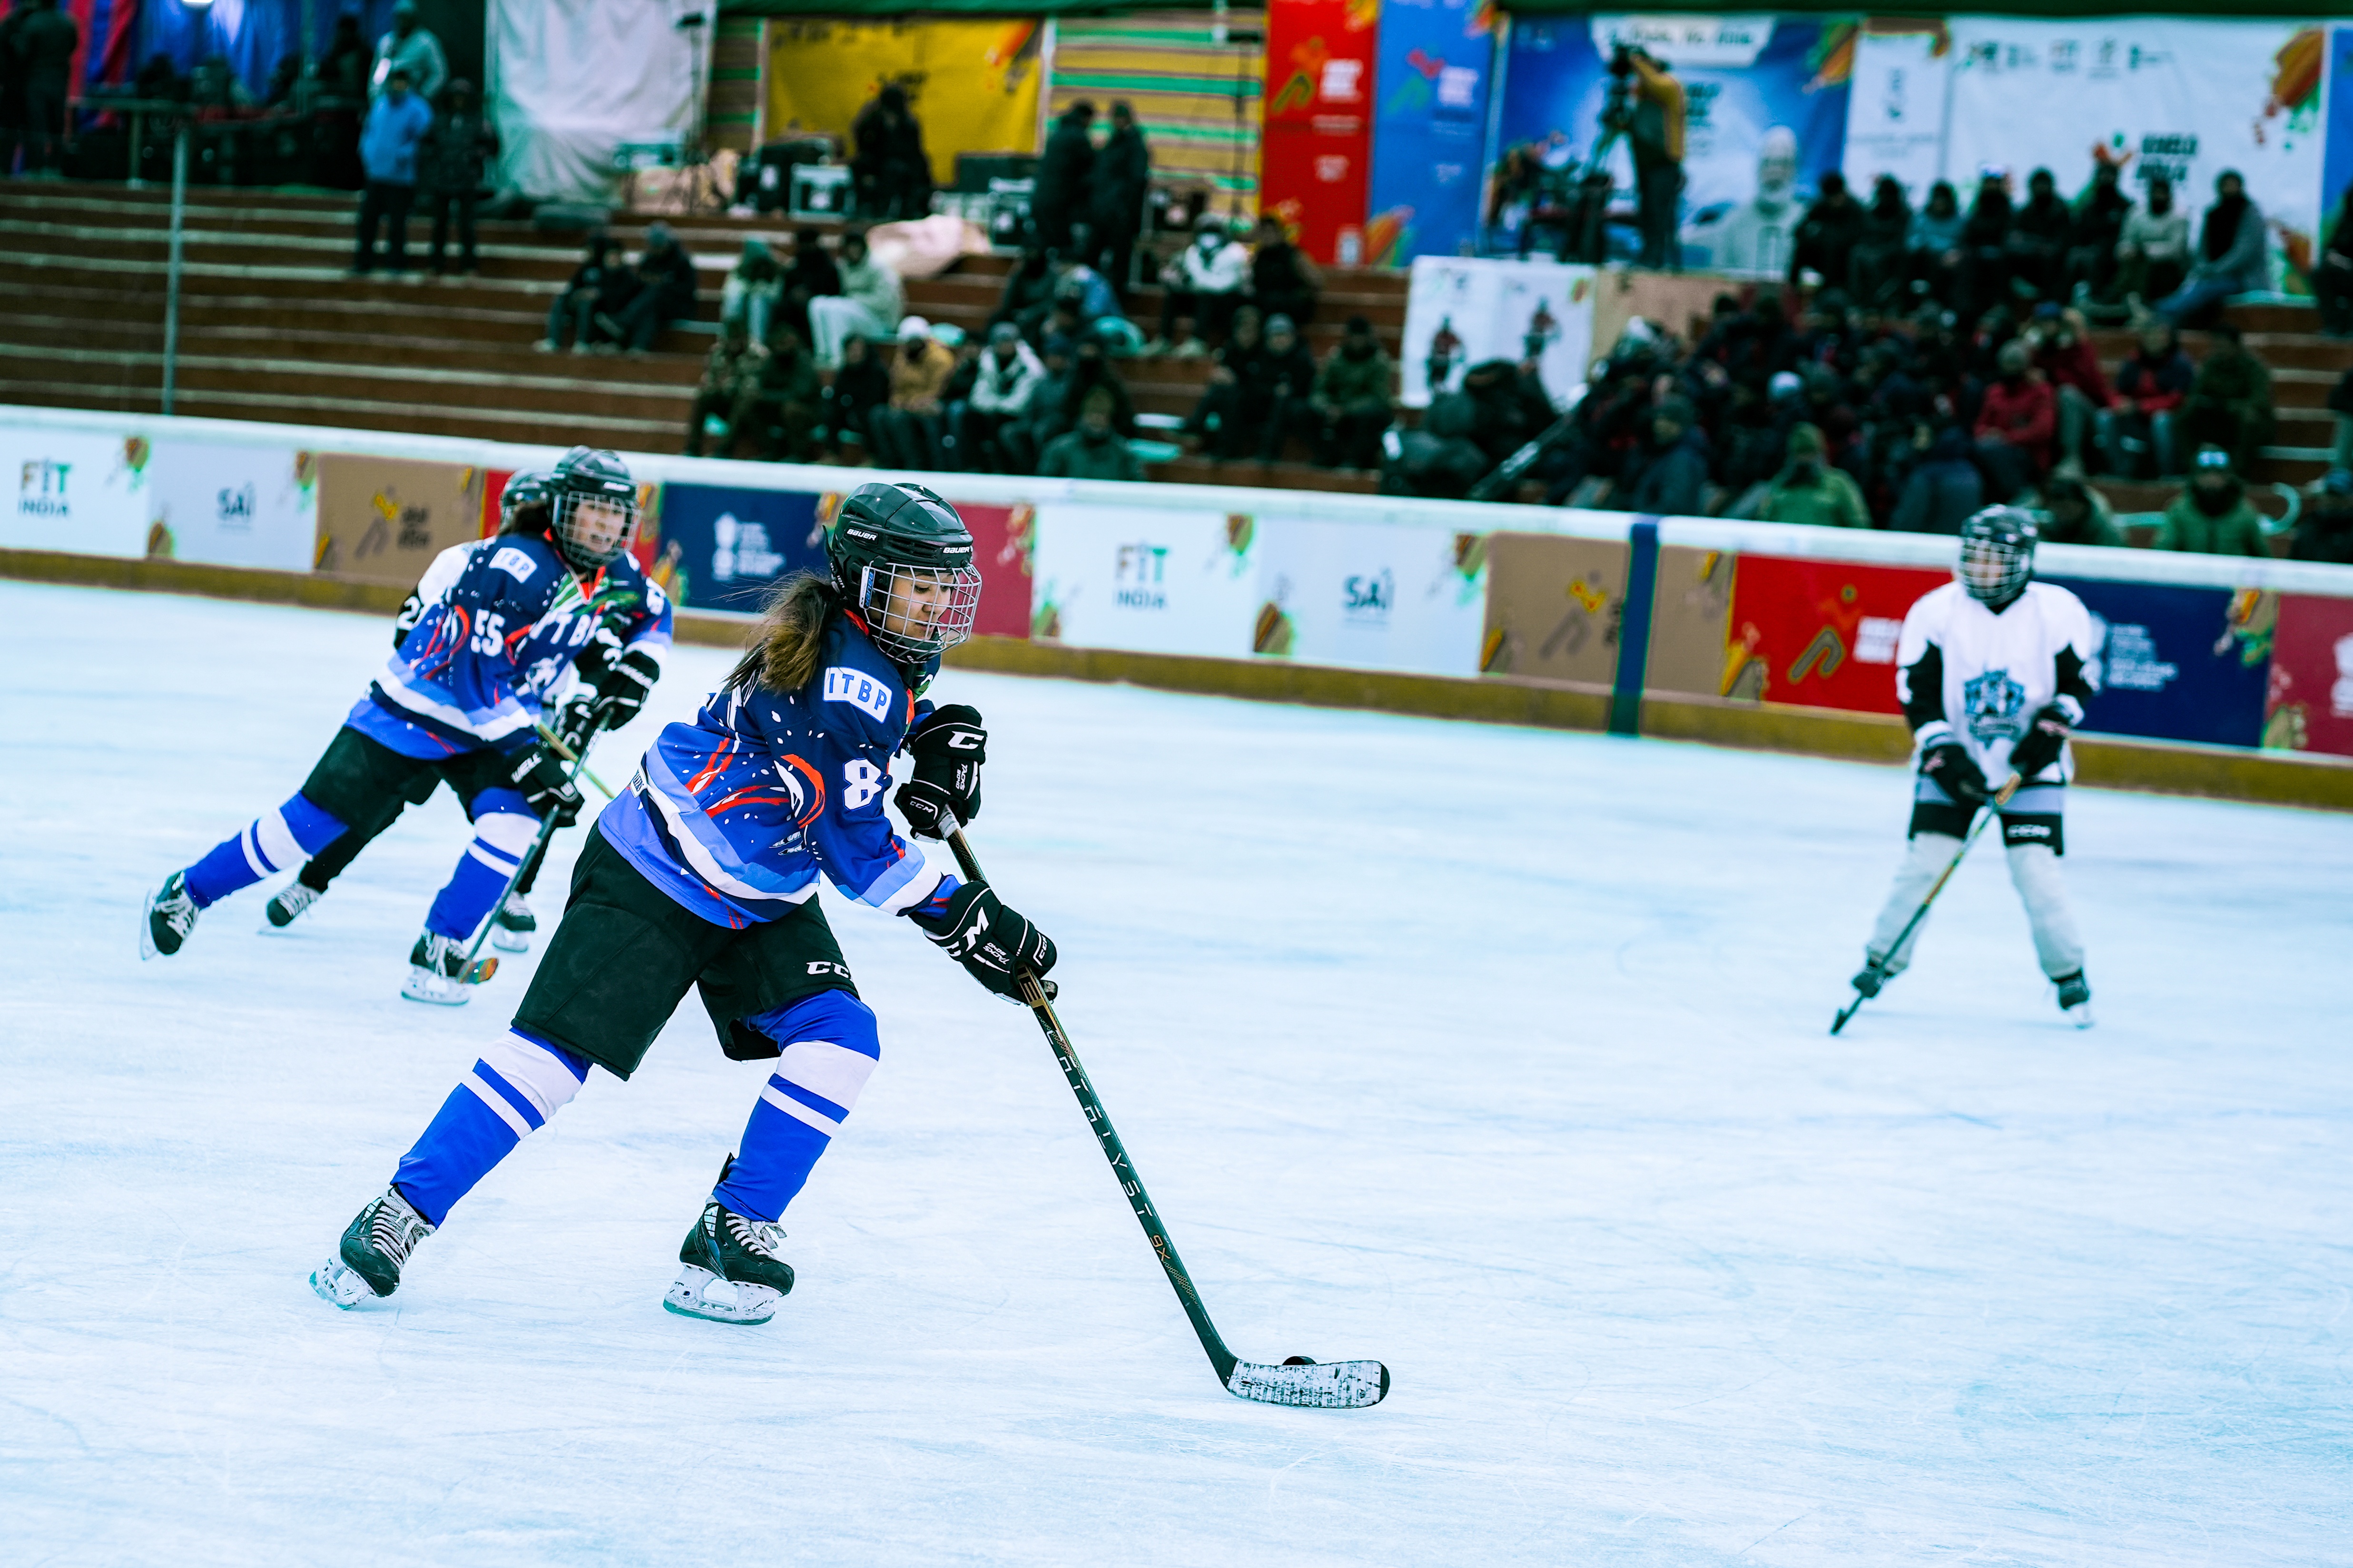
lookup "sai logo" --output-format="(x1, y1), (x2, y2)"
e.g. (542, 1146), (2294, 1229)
(17, 458), (70, 519)
(1962, 669), (2027, 743)
(1341, 568), (1393, 624)
(1114, 542), (1170, 610)
(215, 483), (256, 531)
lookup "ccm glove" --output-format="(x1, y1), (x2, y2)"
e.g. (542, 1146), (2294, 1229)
(908, 878), (1056, 1003)
(504, 742), (585, 823)
(596, 645), (662, 728)
(895, 703), (986, 840)
(1919, 739), (1990, 806)
(2008, 705), (2072, 780)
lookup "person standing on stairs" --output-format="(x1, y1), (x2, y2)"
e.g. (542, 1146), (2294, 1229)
(353, 67), (434, 278)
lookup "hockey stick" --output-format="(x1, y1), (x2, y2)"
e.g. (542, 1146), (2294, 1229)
(457, 699), (617, 984)
(945, 826), (1389, 1409)
(530, 718), (619, 800)
(1831, 773), (2022, 1036)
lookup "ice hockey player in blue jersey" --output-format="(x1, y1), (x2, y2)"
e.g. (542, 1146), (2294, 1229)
(1848, 506), (2100, 1025)
(310, 481), (1058, 1326)
(140, 449), (672, 1004)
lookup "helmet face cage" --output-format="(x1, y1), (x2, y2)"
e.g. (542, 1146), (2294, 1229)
(1957, 506), (2037, 605)
(855, 557), (984, 666)
(553, 487), (639, 569)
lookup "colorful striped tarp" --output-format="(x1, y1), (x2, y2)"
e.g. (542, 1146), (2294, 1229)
(1046, 10), (1264, 203)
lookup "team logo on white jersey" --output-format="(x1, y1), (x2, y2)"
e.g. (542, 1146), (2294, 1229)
(1963, 670), (2027, 742)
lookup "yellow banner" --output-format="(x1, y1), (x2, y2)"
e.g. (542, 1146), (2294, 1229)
(766, 19), (1042, 187)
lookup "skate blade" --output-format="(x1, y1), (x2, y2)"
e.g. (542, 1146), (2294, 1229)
(490, 926), (532, 954)
(310, 1256), (382, 1311)
(2066, 1005), (2096, 1029)
(661, 1264), (780, 1326)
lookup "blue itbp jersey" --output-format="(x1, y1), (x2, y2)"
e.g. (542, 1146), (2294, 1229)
(598, 613), (947, 928)
(348, 534), (674, 759)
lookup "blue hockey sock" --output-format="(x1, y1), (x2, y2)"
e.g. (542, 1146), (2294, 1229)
(714, 991), (880, 1224)
(424, 795), (540, 940)
(184, 793), (347, 908)
(392, 1028), (590, 1225)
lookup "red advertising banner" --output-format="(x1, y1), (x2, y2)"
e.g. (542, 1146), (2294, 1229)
(1260, 0), (1378, 265)
(2263, 592), (2353, 757)
(955, 500), (1036, 640)
(1725, 555), (1949, 715)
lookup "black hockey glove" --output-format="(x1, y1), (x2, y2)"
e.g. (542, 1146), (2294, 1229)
(895, 703), (986, 840)
(595, 645), (662, 729)
(908, 878), (1057, 1003)
(2008, 705), (2072, 780)
(1919, 739), (1990, 806)
(505, 742), (584, 823)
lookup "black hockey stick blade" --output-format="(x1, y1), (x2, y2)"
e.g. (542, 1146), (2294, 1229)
(1228, 1356), (1390, 1408)
(1829, 994), (1863, 1036)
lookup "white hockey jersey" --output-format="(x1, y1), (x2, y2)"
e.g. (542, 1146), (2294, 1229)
(1895, 581), (2100, 784)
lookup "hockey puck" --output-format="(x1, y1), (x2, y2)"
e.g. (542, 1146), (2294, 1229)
(1282, 1355), (1315, 1365)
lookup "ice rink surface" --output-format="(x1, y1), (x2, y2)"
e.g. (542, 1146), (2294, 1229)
(4, 578), (2350, 1566)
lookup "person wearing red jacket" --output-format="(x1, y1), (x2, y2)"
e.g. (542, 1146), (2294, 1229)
(1973, 339), (2056, 496)
(2099, 323), (2195, 478)
(2028, 305), (2112, 475)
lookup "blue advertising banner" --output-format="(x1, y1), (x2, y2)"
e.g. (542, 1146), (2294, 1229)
(2049, 578), (2273, 750)
(1492, 15), (1853, 267)
(2321, 26), (2353, 248)
(650, 483), (828, 615)
(1368, 0), (1499, 265)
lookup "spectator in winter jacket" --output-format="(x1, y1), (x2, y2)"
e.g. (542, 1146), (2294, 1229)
(820, 333), (893, 460)
(1031, 102), (1096, 254)
(1789, 171), (1865, 291)
(1309, 316), (1396, 470)
(747, 324), (824, 461)
(1038, 386), (1145, 481)
(2291, 468), (2353, 564)
(1000, 334), (1078, 474)
(352, 69), (434, 275)
(609, 222), (699, 355)
(2026, 305), (2112, 473)
(1759, 422), (1870, 528)
(1152, 219), (1250, 353)
(541, 233), (633, 353)
(2035, 474), (2124, 547)
(2180, 322), (2274, 474)
(867, 317), (958, 470)
(1848, 177), (1912, 310)
(1186, 305), (1262, 455)
(2156, 170), (2268, 327)
(2313, 186), (2353, 338)
(989, 248), (1057, 333)
(12, 0), (76, 176)
(964, 324), (1046, 473)
(2156, 446), (2271, 556)
(2328, 363), (2353, 471)
(684, 319), (776, 460)
(419, 79), (499, 275)
(1906, 181), (1966, 313)
(1890, 423), (1983, 534)
(1972, 338), (2055, 494)
(1620, 398), (1711, 516)
(1232, 313), (1320, 461)
(778, 229), (842, 351)
(1086, 102), (1151, 302)
(720, 240), (784, 344)
(849, 82), (931, 221)
(371, 0), (445, 103)
(1248, 216), (1321, 328)
(2099, 322), (2195, 478)
(807, 227), (904, 368)
(2112, 174), (2191, 308)
(2064, 160), (2133, 303)
(1958, 171), (2016, 322)
(2004, 167), (2072, 304)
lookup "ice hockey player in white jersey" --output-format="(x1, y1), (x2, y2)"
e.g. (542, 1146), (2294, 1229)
(1849, 506), (2100, 1024)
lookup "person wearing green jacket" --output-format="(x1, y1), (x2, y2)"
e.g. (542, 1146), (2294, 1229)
(1310, 315), (1396, 470)
(2156, 446), (2271, 556)
(2036, 474), (2125, 547)
(1759, 422), (1871, 528)
(1037, 387), (1145, 481)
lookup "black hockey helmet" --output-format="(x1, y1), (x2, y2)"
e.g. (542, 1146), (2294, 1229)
(827, 481), (982, 669)
(547, 446), (639, 569)
(1958, 504), (2037, 607)
(497, 470), (552, 535)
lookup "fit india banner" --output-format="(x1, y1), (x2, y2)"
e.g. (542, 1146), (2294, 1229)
(1940, 19), (2326, 290)
(648, 483), (828, 615)
(764, 18), (1043, 188)
(1027, 502), (1260, 657)
(143, 442), (316, 573)
(1366, 0), (1497, 265)
(1261, 0), (1379, 265)
(313, 456), (492, 587)
(1493, 15), (1853, 269)
(1398, 255), (1596, 408)
(0, 426), (150, 558)
(1250, 516), (1488, 674)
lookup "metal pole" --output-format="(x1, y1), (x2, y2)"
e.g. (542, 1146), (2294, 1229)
(162, 121), (189, 417)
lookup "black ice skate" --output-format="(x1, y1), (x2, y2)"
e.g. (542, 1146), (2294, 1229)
(1849, 960), (1887, 1000)
(140, 871), (199, 959)
(2055, 970), (2093, 1029)
(666, 1191), (795, 1327)
(489, 892), (537, 954)
(311, 1185), (435, 1308)
(264, 881), (322, 930)
(401, 930), (495, 1005)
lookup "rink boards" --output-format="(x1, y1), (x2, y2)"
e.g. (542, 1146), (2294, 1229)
(7, 402), (2353, 805)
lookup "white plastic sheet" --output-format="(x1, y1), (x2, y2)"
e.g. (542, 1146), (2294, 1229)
(487, 0), (711, 203)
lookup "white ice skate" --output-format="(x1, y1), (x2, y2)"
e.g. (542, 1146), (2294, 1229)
(401, 931), (495, 1006)
(489, 892), (536, 953)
